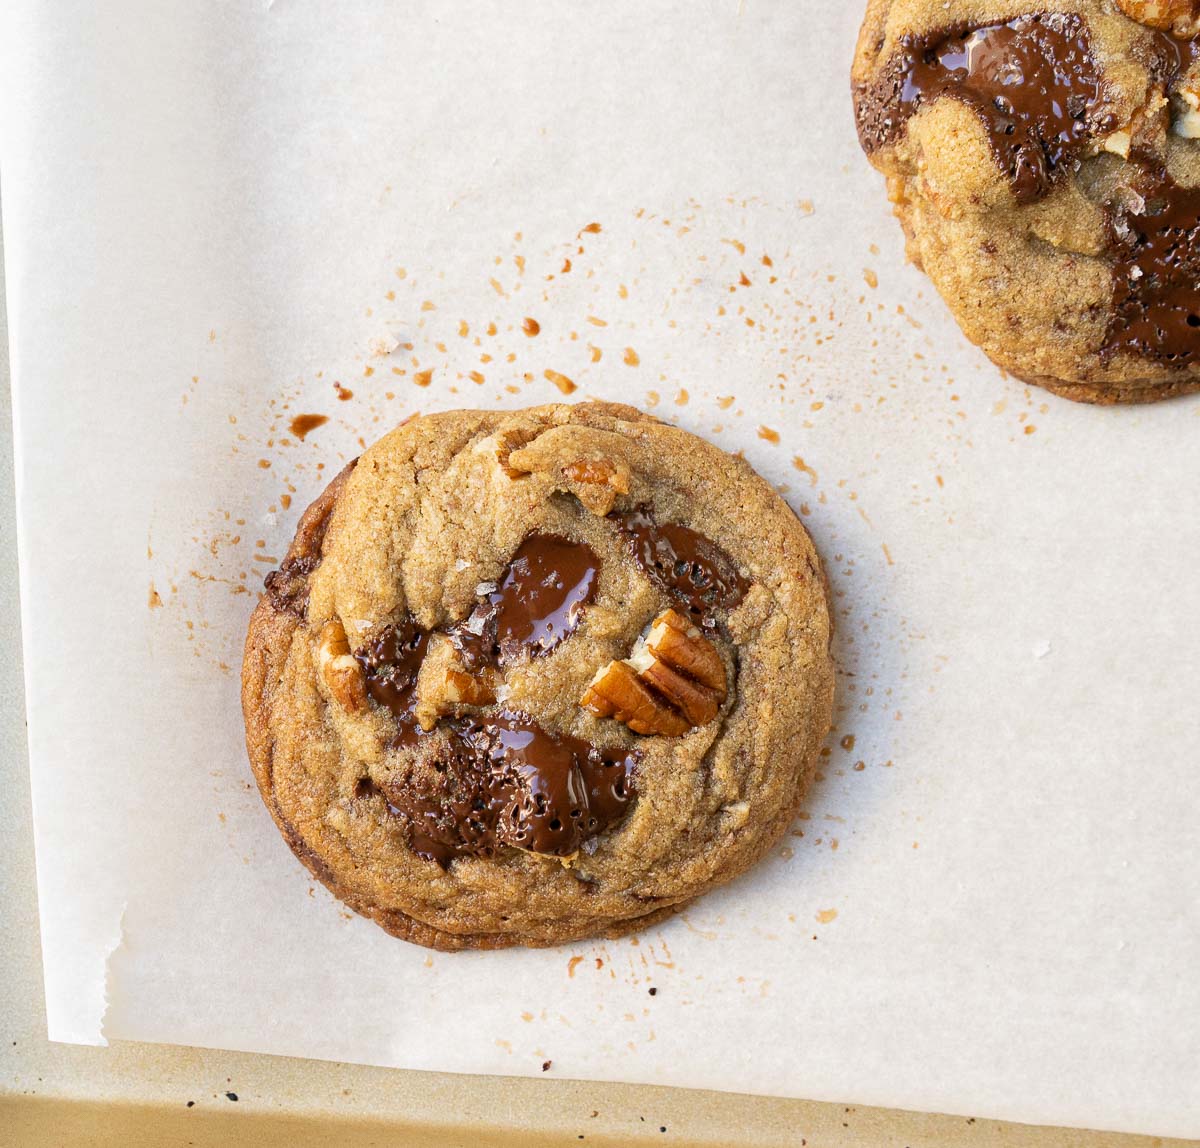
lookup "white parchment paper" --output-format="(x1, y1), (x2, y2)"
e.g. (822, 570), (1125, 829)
(3, 0), (1198, 1136)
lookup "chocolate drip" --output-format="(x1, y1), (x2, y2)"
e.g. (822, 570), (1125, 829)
(613, 509), (748, 625)
(856, 14), (1112, 203)
(1099, 29), (1200, 366)
(1105, 161), (1200, 365)
(354, 619), (430, 732)
(264, 556), (320, 617)
(452, 533), (599, 669)
(1145, 27), (1200, 85)
(261, 458), (358, 618)
(380, 711), (637, 867)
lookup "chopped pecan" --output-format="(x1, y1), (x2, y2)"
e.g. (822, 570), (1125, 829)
(1115, 0), (1199, 33)
(413, 636), (498, 730)
(494, 427), (540, 479)
(507, 441), (633, 516)
(558, 456), (632, 514)
(581, 659), (693, 737)
(440, 667), (499, 707)
(562, 458), (625, 488)
(581, 608), (727, 735)
(318, 619), (367, 712)
(1175, 84), (1200, 138)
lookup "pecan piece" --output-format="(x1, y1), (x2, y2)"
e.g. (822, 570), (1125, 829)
(558, 456), (632, 515)
(1115, 0), (1199, 34)
(581, 608), (727, 735)
(507, 442), (632, 515)
(1177, 86), (1200, 138)
(581, 659), (693, 737)
(318, 619), (367, 712)
(413, 636), (499, 730)
(494, 427), (540, 479)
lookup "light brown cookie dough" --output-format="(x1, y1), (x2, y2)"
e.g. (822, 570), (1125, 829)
(242, 403), (835, 950)
(853, 0), (1200, 403)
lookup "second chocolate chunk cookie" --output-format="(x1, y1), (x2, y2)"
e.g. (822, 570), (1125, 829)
(242, 402), (835, 951)
(853, 0), (1200, 403)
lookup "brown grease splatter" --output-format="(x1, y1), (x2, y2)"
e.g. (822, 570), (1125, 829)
(791, 456), (818, 485)
(288, 414), (328, 441)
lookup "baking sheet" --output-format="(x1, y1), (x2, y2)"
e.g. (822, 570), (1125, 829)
(2, 0), (1198, 1138)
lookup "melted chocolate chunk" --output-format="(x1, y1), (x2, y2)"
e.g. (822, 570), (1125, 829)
(613, 509), (748, 625)
(264, 460), (358, 617)
(1145, 27), (1200, 86)
(346, 534), (631, 862)
(1105, 162), (1200, 366)
(452, 533), (599, 668)
(380, 711), (637, 866)
(856, 14), (1112, 203)
(354, 619), (430, 720)
(1102, 30), (1200, 366)
(264, 555), (319, 617)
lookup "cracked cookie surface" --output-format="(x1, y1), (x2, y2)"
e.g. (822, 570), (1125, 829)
(853, 0), (1200, 403)
(242, 402), (835, 950)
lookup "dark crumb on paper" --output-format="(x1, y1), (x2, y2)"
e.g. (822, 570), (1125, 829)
(648, 986), (657, 996)
(542, 1060), (552, 1072)
(660, 1127), (668, 1134)
(225, 1092), (239, 1102)
(186, 1101), (195, 1108)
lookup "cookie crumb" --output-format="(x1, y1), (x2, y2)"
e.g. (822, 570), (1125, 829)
(544, 369), (577, 395)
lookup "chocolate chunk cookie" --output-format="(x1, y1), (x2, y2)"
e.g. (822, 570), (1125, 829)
(853, 0), (1200, 403)
(242, 403), (834, 950)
